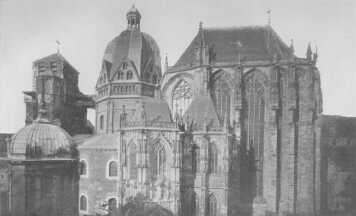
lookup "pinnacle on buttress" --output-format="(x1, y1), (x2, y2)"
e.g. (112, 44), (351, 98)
(306, 42), (312, 61)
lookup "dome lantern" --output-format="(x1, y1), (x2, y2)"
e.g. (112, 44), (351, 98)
(127, 5), (141, 30)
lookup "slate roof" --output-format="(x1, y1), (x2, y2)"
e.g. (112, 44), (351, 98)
(173, 26), (292, 69)
(183, 95), (220, 128)
(102, 29), (161, 77)
(78, 134), (118, 150)
(142, 97), (172, 122)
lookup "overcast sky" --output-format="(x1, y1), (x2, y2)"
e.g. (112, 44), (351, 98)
(0, 0), (355, 133)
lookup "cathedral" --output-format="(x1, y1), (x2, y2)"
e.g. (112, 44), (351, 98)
(0, 5), (355, 216)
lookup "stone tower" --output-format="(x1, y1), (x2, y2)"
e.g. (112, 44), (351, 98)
(24, 53), (94, 135)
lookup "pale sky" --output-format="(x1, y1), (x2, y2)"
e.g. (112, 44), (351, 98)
(0, 0), (355, 133)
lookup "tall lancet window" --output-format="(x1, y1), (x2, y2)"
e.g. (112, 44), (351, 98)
(128, 143), (138, 179)
(150, 143), (167, 178)
(245, 72), (266, 197)
(172, 80), (192, 118)
(211, 73), (231, 123)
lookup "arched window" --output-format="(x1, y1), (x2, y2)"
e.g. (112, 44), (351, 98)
(210, 144), (218, 174)
(108, 161), (118, 177)
(118, 71), (124, 80)
(211, 73), (231, 123)
(79, 195), (87, 211)
(127, 70), (133, 80)
(79, 160), (87, 176)
(192, 144), (199, 173)
(157, 147), (166, 176)
(172, 80), (193, 117)
(151, 143), (167, 178)
(129, 143), (138, 179)
(99, 115), (104, 130)
(122, 63), (127, 70)
(208, 194), (217, 216)
(108, 198), (117, 211)
(245, 72), (266, 196)
(152, 74), (158, 84)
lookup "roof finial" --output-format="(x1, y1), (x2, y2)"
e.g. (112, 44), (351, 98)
(267, 9), (272, 26)
(306, 42), (312, 61)
(165, 53), (168, 72)
(199, 21), (203, 31)
(56, 40), (61, 54)
(313, 45), (318, 64)
(290, 39), (294, 54)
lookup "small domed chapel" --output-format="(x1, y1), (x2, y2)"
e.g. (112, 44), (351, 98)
(1, 5), (355, 216)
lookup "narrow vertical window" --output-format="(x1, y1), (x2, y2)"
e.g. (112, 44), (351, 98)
(127, 70), (133, 80)
(172, 80), (193, 117)
(245, 72), (266, 197)
(99, 115), (104, 130)
(79, 195), (87, 211)
(208, 194), (217, 216)
(108, 161), (118, 177)
(129, 143), (138, 179)
(80, 160), (87, 176)
(210, 144), (218, 174)
(211, 73), (231, 123)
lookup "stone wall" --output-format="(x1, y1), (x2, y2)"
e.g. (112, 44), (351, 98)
(320, 115), (356, 216)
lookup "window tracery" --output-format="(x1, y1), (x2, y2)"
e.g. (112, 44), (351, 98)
(150, 143), (167, 178)
(172, 80), (193, 117)
(208, 194), (217, 216)
(211, 74), (231, 122)
(245, 72), (266, 197)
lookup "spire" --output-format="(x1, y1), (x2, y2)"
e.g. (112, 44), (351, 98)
(306, 42), (313, 61)
(56, 40), (61, 54)
(289, 39), (294, 54)
(313, 45), (318, 63)
(127, 5), (141, 30)
(267, 9), (272, 26)
(165, 53), (168, 72)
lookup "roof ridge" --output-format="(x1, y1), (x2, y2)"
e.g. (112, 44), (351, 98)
(203, 25), (269, 31)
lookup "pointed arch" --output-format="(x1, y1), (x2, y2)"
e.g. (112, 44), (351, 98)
(210, 70), (233, 122)
(149, 135), (173, 179)
(244, 70), (268, 197)
(208, 193), (217, 216)
(171, 79), (193, 117)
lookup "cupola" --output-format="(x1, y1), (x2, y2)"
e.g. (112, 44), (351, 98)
(127, 5), (141, 30)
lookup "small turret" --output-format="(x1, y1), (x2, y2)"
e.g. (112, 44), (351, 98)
(313, 46), (318, 64)
(306, 42), (312, 61)
(127, 5), (141, 30)
(289, 39), (294, 54)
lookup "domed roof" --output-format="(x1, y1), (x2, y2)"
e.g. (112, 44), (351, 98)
(97, 6), (161, 87)
(9, 117), (74, 159)
(102, 30), (161, 77)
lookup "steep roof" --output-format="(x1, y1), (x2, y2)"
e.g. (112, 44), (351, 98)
(142, 97), (172, 122)
(183, 95), (220, 129)
(101, 29), (161, 78)
(173, 26), (292, 69)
